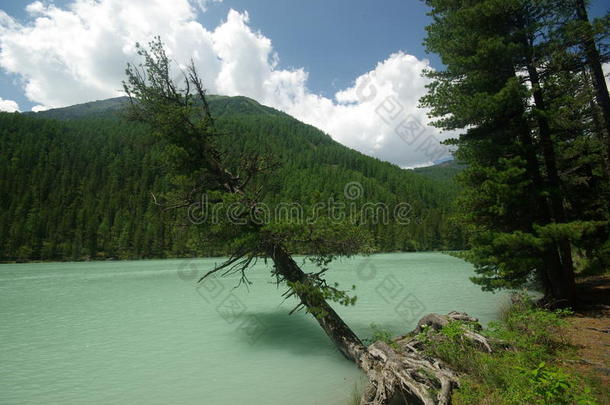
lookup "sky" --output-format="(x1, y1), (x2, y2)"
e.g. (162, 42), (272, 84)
(0, 0), (608, 168)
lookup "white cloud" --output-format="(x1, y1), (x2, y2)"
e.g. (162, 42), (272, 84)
(284, 53), (453, 167)
(0, 1), (452, 167)
(193, 0), (223, 12)
(31, 104), (50, 112)
(0, 1), (213, 107)
(0, 97), (19, 112)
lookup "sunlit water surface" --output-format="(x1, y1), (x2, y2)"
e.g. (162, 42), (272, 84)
(1, 252), (508, 404)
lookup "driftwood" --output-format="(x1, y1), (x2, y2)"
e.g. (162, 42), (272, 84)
(356, 312), (494, 405)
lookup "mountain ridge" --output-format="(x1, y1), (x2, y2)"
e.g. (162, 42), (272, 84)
(28, 95), (457, 172)
(27, 94), (290, 121)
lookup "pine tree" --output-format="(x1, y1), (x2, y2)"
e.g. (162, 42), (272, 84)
(421, 0), (610, 304)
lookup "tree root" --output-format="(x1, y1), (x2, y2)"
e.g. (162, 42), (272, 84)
(358, 312), (494, 405)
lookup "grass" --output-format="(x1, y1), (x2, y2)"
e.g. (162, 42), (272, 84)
(417, 295), (607, 405)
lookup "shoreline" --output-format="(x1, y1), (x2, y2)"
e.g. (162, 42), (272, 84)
(0, 250), (465, 265)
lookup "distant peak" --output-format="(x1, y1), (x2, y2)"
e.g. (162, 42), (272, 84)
(28, 94), (285, 120)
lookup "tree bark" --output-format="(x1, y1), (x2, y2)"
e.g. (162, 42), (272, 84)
(514, 111), (566, 299)
(523, 45), (577, 305)
(267, 245), (367, 362)
(507, 60), (569, 301)
(575, 0), (610, 169)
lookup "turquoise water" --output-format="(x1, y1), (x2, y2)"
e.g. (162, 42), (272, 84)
(0, 253), (508, 404)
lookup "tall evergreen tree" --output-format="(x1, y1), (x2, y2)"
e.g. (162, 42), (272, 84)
(421, 0), (609, 304)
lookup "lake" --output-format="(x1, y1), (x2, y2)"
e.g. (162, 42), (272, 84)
(0, 252), (508, 404)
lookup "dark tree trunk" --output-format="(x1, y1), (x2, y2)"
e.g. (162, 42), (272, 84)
(506, 58), (570, 302)
(514, 114), (566, 299)
(523, 49), (577, 304)
(575, 0), (610, 169)
(267, 245), (367, 363)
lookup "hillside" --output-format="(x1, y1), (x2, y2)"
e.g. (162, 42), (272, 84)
(412, 159), (465, 183)
(0, 96), (464, 261)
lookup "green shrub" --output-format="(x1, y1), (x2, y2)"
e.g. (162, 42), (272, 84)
(517, 362), (597, 405)
(489, 294), (572, 354)
(363, 323), (400, 350)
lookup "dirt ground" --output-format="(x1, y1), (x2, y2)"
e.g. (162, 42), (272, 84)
(562, 274), (610, 391)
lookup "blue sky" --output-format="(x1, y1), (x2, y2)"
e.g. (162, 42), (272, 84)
(0, 0), (440, 111)
(0, 0), (608, 167)
(196, 0), (441, 96)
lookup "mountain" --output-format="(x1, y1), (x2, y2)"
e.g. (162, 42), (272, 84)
(28, 95), (287, 120)
(0, 96), (464, 261)
(28, 97), (129, 120)
(412, 159), (465, 183)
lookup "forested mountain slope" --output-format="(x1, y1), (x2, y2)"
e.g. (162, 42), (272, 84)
(413, 160), (465, 183)
(0, 96), (463, 261)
